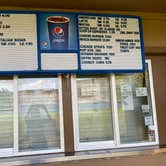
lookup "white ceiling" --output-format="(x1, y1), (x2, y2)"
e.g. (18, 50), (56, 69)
(0, 0), (166, 13)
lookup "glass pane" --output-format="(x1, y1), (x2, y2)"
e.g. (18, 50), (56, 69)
(77, 75), (114, 142)
(0, 80), (13, 149)
(18, 78), (60, 151)
(116, 65), (156, 144)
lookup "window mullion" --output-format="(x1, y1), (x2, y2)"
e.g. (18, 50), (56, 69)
(13, 75), (19, 153)
(58, 75), (65, 151)
(111, 74), (120, 146)
(71, 75), (80, 150)
(147, 60), (159, 144)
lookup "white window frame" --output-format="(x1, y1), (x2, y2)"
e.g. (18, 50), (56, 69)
(71, 74), (116, 151)
(71, 60), (159, 151)
(0, 75), (64, 157)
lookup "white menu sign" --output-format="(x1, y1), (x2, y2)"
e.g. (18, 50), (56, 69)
(79, 15), (143, 70)
(0, 13), (37, 71)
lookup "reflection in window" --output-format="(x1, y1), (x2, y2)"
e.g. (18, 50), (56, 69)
(18, 78), (60, 151)
(0, 80), (13, 149)
(77, 75), (114, 142)
(115, 66), (155, 143)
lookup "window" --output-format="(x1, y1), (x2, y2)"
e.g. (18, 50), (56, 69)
(77, 75), (114, 143)
(116, 65), (155, 144)
(72, 60), (159, 151)
(0, 60), (159, 157)
(0, 76), (64, 157)
(0, 78), (13, 154)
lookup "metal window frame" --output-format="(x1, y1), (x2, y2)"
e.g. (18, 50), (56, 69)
(71, 75), (116, 151)
(71, 59), (159, 151)
(0, 75), (64, 157)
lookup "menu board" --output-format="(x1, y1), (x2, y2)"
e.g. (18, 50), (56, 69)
(0, 11), (145, 74)
(0, 13), (37, 71)
(79, 15), (143, 70)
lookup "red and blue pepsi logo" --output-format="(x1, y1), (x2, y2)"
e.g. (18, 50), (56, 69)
(54, 26), (64, 37)
(41, 41), (47, 47)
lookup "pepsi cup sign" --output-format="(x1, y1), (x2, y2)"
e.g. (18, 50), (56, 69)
(47, 16), (70, 49)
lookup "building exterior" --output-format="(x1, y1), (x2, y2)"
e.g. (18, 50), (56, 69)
(0, 1), (166, 165)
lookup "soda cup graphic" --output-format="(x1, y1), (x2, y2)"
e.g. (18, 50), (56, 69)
(47, 16), (70, 49)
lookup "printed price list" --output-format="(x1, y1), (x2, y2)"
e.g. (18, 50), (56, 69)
(78, 15), (143, 70)
(0, 13), (37, 71)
